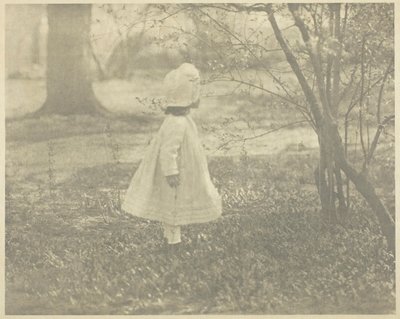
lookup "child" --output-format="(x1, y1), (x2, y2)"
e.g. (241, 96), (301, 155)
(122, 63), (222, 245)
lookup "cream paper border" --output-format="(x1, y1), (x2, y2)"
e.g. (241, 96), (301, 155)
(0, 0), (398, 318)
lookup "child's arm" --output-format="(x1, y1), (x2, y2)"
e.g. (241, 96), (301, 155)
(160, 117), (186, 186)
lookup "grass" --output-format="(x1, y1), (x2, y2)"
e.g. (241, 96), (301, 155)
(5, 76), (395, 314)
(5, 152), (395, 315)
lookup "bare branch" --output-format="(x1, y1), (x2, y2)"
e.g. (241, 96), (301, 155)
(359, 36), (368, 163)
(288, 4), (333, 121)
(377, 59), (394, 124)
(265, 4), (323, 128)
(211, 78), (305, 111)
(331, 3), (342, 116)
(196, 7), (296, 100)
(325, 5), (334, 103)
(216, 120), (309, 151)
(366, 115), (394, 167)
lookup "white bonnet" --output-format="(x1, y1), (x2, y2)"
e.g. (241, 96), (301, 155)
(163, 63), (201, 107)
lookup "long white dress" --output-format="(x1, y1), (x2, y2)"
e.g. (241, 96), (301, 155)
(122, 114), (222, 225)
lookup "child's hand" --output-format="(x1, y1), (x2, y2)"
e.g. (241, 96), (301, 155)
(166, 174), (180, 188)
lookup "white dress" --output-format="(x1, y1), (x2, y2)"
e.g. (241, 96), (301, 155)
(122, 114), (222, 225)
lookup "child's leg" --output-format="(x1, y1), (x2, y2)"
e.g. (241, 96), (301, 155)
(162, 223), (181, 244)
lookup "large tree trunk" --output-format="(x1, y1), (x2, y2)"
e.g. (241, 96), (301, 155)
(37, 4), (107, 115)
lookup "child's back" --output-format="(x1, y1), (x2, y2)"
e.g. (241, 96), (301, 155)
(122, 63), (222, 245)
(122, 112), (222, 225)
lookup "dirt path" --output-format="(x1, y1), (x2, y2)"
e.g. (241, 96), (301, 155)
(6, 125), (318, 184)
(6, 78), (319, 183)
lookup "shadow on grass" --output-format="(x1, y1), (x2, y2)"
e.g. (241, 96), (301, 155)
(6, 113), (161, 143)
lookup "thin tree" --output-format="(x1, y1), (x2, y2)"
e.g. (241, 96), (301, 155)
(262, 3), (394, 253)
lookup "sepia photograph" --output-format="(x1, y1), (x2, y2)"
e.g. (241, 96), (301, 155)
(4, 2), (396, 315)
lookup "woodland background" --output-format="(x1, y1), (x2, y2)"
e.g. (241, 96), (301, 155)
(5, 3), (395, 315)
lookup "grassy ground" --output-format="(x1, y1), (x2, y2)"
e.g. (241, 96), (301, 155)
(5, 152), (395, 314)
(5, 76), (395, 314)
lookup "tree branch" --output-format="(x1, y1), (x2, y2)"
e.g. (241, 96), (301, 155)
(366, 115), (394, 167)
(288, 4), (333, 121)
(377, 59), (394, 124)
(197, 7), (296, 101)
(359, 36), (368, 163)
(211, 78), (305, 111)
(216, 120), (309, 151)
(265, 4), (324, 129)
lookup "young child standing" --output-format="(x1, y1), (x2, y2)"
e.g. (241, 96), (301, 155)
(122, 63), (222, 245)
